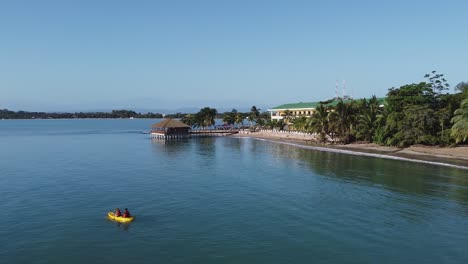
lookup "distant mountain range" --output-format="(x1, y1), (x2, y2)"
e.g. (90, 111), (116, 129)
(1, 97), (276, 114)
(39, 105), (273, 114)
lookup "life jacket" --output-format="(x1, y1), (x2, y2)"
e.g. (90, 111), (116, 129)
(123, 211), (130, 218)
(115, 210), (122, 217)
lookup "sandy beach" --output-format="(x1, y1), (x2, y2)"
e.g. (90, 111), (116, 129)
(234, 130), (468, 169)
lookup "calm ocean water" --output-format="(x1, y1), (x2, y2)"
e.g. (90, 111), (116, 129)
(1, 119), (468, 264)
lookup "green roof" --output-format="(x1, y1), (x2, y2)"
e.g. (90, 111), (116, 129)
(270, 97), (386, 110)
(270, 102), (320, 110)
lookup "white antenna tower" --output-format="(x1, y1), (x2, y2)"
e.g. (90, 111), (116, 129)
(335, 79), (339, 99)
(342, 80), (346, 98)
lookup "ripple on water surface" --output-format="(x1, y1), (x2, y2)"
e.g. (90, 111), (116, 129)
(1, 120), (468, 264)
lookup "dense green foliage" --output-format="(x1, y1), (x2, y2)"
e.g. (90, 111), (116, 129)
(0, 109), (163, 119)
(451, 99), (468, 143)
(180, 107), (218, 129)
(306, 104), (330, 142)
(260, 72), (467, 146)
(180, 106), (268, 129)
(180, 73), (467, 146)
(375, 72), (465, 146)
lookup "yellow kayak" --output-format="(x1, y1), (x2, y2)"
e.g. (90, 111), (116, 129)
(107, 212), (135, 223)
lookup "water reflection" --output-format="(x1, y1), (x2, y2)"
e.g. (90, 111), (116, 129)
(193, 138), (217, 167)
(150, 138), (191, 158)
(115, 222), (131, 231)
(221, 136), (243, 150)
(106, 217), (131, 231)
(262, 140), (468, 209)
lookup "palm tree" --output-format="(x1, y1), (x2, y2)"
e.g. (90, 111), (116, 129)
(181, 114), (197, 127)
(234, 113), (244, 128)
(249, 106), (260, 125)
(451, 98), (468, 143)
(222, 112), (235, 126)
(265, 119), (274, 129)
(196, 107), (217, 129)
(455, 82), (468, 94)
(356, 113), (374, 142)
(328, 99), (357, 144)
(308, 104), (329, 143)
(256, 117), (266, 128)
(275, 119), (285, 130)
(256, 111), (270, 129)
(356, 96), (381, 142)
(281, 110), (294, 126)
(292, 115), (308, 132)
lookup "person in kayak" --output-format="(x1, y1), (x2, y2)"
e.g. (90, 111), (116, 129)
(123, 208), (131, 218)
(115, 208), (122, 217)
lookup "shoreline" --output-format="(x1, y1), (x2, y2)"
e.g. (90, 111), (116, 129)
(233, 132), (468, 170)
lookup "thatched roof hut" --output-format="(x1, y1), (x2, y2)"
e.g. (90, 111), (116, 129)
(151, 118), (191, 135)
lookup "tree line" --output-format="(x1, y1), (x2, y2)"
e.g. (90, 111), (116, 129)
(270, 72), (467, 146)
(177, 106), (270, 129)
(180, 72), (467, 146)
(3, 71), (467, 146)
(0, 109), (163, 119)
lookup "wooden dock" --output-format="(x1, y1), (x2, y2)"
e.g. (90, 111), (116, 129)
(151, 129), (239, 140)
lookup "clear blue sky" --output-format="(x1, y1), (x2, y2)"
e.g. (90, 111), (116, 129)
(1, 0), (467, 112)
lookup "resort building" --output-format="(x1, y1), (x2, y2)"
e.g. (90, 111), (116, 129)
(151, 118), (191, 139)
(267, 97), (385, 121)
(268, 102), (322, 121)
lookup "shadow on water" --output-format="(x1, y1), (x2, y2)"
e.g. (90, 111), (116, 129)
(115, 222), (131, 231)
(105, 218), (132, 231)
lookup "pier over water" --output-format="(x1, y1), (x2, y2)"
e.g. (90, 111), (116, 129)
(150, 118), (239, 140)
(151, 129), (239, 139)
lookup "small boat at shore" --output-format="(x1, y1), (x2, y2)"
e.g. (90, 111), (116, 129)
(107, 212), (135, 223)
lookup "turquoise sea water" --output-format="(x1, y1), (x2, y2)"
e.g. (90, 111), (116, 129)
(1, 119), (468, 264)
